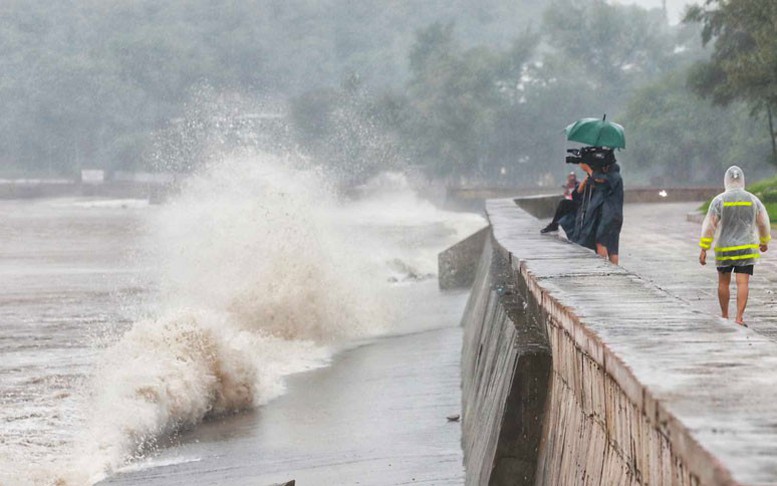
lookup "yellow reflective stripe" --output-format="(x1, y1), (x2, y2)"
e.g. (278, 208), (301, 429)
(761, 235), (772, 244)
(715, 244), (759, 252)
(716, 253), (761, 261)
(699, 242), (711, 250)
(723, 201), (753, 207)
(700, 237), (713, 243)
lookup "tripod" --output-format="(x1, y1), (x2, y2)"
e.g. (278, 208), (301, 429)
(574, 177), (593, 240)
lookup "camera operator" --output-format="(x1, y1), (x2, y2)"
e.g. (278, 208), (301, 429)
(575, 159), (623, 264)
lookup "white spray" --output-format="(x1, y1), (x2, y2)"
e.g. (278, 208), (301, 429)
(53, 154), (389, 484)
(2, 152), (484, 486)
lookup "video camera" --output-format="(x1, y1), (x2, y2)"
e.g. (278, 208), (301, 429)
(565, 146), (615, 170)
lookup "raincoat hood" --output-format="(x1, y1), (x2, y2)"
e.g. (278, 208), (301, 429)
(699, 165), (772, 267)
(724, 166), (745, 191)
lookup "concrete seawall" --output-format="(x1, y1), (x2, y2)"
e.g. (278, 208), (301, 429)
(460, 199), (777, 485)
(461, 235), (551, 485)
(446, 186), (719, 212)
(0, 180), (171, 201)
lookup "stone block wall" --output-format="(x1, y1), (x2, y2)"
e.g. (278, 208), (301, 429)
(533, 302), (688, 486)
(458, 198), (777, 486)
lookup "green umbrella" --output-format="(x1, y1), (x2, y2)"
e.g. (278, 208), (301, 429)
(564, 115), (625, 149)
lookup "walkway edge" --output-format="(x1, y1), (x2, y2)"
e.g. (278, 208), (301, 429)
(460, 198), (777, 485)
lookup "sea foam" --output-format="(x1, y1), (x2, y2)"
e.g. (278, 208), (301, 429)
(2, 153), (484, 486)
(56, 154), (388, 484)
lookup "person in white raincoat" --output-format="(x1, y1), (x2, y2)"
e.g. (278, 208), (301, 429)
(699, 166), (772, 325)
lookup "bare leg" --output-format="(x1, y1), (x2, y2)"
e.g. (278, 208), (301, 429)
(608, 253), (619, 265)
(735, 272), (750, 325)
(718, 271), (731, 319)
(596, 243), (608, 259)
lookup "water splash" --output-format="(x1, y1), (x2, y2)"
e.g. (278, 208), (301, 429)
(0, 153), (484, 485)
(51, 154), (388, 484)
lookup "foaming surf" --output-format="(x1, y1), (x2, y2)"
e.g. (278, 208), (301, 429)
(62, 155), (391, 484)
(0, 153), (485, 485)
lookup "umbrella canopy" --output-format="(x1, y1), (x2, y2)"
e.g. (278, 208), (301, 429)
(565, 116), (625, 149)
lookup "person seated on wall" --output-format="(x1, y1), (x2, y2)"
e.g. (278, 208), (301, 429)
(540, 171), (582, 235)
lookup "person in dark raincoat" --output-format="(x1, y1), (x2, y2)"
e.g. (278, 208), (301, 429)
(574, 161), (623, 264)
(541, 172), (582, 235)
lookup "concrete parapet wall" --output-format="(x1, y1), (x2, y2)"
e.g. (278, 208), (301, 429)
(461, 236), (551, 485)
(0, 180), (174, 200)
(460, 198), (777, 485)
(624, 187), (718, 204)
(512, 188), (720, 221)
(534, 303), (682, 486)
(445, 186), (719, 212)
(445, 187), (556, 212)
(439, 227), (489, 289)
(512, 194), (560, 220)
(0, 181), (76, 199)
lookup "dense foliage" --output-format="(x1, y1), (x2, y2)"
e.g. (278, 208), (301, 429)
(0, 0), (541, 176)
(621, 72), (772, 186)
(747, 176), (777, 221)
(292, 0), (776, 187)
(1, 0), (775, 187)
(685, 0), (777, 163)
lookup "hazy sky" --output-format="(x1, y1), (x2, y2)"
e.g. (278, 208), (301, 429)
(612, 0), (695, 24)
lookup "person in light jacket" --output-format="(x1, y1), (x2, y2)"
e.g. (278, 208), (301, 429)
(699, 166), (771, 326)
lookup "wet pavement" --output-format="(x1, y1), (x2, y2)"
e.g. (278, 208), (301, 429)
(489, 198), (777, 485)
(618, 203), (777, 337)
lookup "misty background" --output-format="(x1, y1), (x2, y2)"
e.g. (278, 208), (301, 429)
(1, 0), (774, 188)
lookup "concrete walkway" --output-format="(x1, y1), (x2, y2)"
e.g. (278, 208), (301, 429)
(511, 197), (777, 485)
(617, 203), (777, 337)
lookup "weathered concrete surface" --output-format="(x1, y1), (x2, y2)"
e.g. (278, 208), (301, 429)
(619, 202), (777, 338)
(439, 226), (489, 289)
(445, 186), (718, 212)
(445, 187), (551, 212)
(0, 180), (167, 199)
(511, 187), (721, 224)
(463, 198), (777, 486)
(624, 187), (719, 204)
(460, 237), (551, 485)
(513, 194), (560, 220)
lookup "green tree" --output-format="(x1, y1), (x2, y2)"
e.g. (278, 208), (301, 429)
(543, 0), (680, 105)
(685, 0), (777, 162)
(621, 71), (771, 185)
(289, 76), (408, 187)
(402, 23), (537, 181)
(0, 0), (554, 177)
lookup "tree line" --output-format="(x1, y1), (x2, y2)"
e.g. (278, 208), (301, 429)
(291, 0), (777, 188)
(1, 0), (776, 187)
(0, 0), (542, 177)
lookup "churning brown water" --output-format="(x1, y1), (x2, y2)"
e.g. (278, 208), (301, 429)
(0, 155), (484, 485)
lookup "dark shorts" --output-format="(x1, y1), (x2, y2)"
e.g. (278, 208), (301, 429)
(717, 265), (754, 275)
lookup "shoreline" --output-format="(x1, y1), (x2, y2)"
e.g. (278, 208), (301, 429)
(102, 324), (465, 486)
